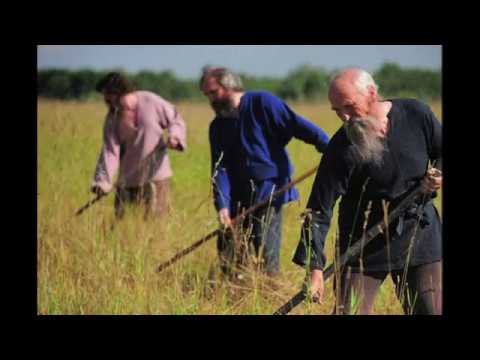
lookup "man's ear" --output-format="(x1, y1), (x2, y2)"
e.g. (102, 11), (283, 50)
(369, 86), (381, 104)
(367, 84), (377, 98)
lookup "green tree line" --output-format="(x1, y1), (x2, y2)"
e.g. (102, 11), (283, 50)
(37, 62), (441, 102)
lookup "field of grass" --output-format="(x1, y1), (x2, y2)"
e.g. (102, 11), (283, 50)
(37, 98), (442, 315)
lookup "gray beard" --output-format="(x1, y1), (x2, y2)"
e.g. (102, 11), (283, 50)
(218, 108), (239, 118)
(344, 117), (386, 166)
(212, 100), (238, 118)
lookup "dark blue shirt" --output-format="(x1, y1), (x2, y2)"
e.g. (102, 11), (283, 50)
(293, 99), (442, 272)
(209, 91), (330, 215)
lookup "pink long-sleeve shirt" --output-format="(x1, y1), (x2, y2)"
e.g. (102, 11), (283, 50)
(92, 91), (187, 192)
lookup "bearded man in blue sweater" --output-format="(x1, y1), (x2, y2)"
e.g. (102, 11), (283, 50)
(200, 66), (330, 278)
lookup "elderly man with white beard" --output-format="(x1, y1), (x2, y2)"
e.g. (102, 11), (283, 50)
(292, 67), (443, 315)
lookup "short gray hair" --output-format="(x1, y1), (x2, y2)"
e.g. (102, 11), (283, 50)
(199, 65), (244, 91)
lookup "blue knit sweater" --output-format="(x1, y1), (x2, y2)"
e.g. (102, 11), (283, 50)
(209, 91), (330, 214)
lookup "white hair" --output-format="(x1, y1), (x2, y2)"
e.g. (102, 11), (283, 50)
(330, 67), (379, 95)
(344, 116), (386, 166)
(353, 69), (379, 95)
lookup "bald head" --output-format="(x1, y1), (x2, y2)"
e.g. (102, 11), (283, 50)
(330, 68), (378, 97)
(328, 67), (379, 122)
(331, 68), (362, 86)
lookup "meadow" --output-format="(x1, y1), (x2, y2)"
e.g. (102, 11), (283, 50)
(37, 98), (442, 315)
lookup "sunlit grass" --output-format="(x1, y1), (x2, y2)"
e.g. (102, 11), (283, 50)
(37, 98), (442, 315)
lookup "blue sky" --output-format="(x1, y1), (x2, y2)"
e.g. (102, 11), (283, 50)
(37, 45), (441, 79)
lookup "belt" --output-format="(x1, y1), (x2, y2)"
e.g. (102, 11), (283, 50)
(395, 199), (431, 236)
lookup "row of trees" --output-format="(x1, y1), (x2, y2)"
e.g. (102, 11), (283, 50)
(37, 63), (441, 102)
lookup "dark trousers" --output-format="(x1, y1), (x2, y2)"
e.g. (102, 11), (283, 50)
(333, 261), (442, 315)
(217, 205), (283, 276)
(114, 179), (170, 220)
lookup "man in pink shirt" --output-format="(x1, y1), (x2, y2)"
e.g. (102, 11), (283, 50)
(91, 72), (187, 219)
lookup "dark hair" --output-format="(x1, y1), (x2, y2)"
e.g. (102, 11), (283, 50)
(199, 65), (244, 91)
(95, 72), (135, 95)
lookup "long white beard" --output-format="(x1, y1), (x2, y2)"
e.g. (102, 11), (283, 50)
(344, 116), (386, 166)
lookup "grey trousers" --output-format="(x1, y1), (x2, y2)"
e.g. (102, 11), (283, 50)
(333, 261), (442, 315)
(114, 179), (171, 219)
(217, 205), (283, 277)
